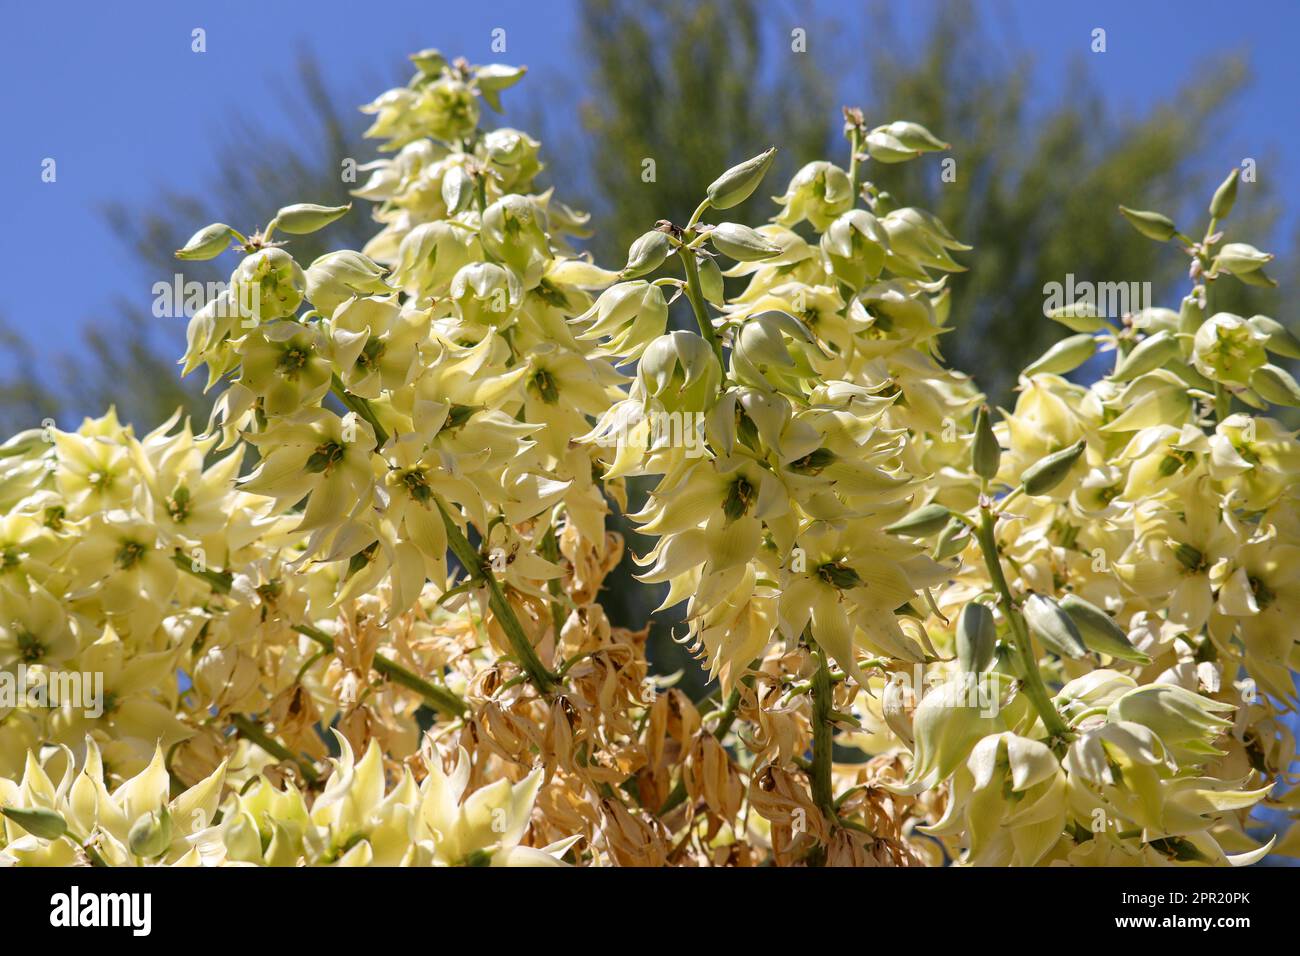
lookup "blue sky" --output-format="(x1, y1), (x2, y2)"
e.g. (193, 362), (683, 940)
(0, 0), (1297, 357)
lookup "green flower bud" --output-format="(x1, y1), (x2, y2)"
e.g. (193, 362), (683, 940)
(1111, 330), (1181, 381)
(1250, 363), (1300, 407)
(884, 503), (952, 536)
(706, 146), (777, 210)
(955, 603), (996, 673)
(1106, 684), (1234, 763)
(1209, 168), (1239, 220)
(1059, 593), (1150, 663)
(1022, 593), (1088, 660)
(932, 517), (970, 561)
(971, 405), (1001, 480)
(1213, 242), (1273, 276)
(271, 202), (351, 236)
(1177, 292), (1206, 336)
(1023, 333), (1096, 376)
(128, 806), (173, 858)
(1118, 205), (1177, 242)
(698, 255), (725, 305)
(1045, 299), (1108, 333)
(620, 230), (673, 279)
(176, 222), (237, 260)
(992, 640), (1027, 680)
(708, 222), (782, 262)
(864, 121), (949, 163)
(1, 805), (68, 840)
(1248, 315), (1300, 359)
(1020, 439), (1086, 496)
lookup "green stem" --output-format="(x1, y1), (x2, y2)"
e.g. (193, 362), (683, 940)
(973, 506), (1070, 743)
(230, 713), (320, 783)
(847, 125), (864, 196)
(292, 623), (466, 718)
(435, 498), (558, 692)
(331, 376), (389, 447)
(677, 247), (723, 364)
(686, 198), (710, 229)
(809, 645), (837, 822)
(539, 525), (568, 641)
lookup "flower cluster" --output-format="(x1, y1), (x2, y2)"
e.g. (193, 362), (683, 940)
(1, 52), (1296, 868)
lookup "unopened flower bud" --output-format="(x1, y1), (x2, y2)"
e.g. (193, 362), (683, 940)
(1118, 205), (1177, 242)
(1059, 593), (1150, 663)
(1023, 334), (1096, 376)
(1022, 593), (1088, 660)
(176, 222), (236, 260)
(128, 807), (173, 858)
(698, 255), (725, 305)
(1020, 439), (1086, 496)
(620, 230), (673, 279)
(1209, 168), (1239, 220)
(955, 603), (996, 673)
(932, 517), (970, 561)
(706, 146), (777, 210)
(864, 121), (949, 163)
(709, 222), (781, 262)
(1, 806), (68, 840)
(884, 503), (951, 536)
(1111, 330), (1181, 381)
(271, 202), (351, 236)
(971, 405), (1000, 480)
(1248, 315), (1300, 359)
(1214, 242), (1273, 276)
(1178, 292), (1206, 336)
(1250, 363), (1300, 407)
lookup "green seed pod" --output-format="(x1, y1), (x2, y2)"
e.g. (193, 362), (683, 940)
(272, 202), (352, 236)
(1118, 205), (1177, 242)
(932, 517), (970, 561)
(176, 222), (236, 260)
(1060, 593), (1150, 663)
(1111, 329), (1181, 381)
(884, 503), (952, 536)
(1251, 364), (1300, 407)
(1022, 593), (1089, 660)
(971, 405), (1001, 480)
(698, 255), (725, 305)
(1023, 334), (1096, 376)
(1248, 315), (1300, 359)
(620, 230), (673, 279)
(708, 222), (781, 262)
(955, 603), (996, 674)
(128, 807), (173, 858)
(1, 806), (68, 840)
(706, 147), (777, 210)
(1209, 168), (1239, 220)
(1020, 439), (1087, 496)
